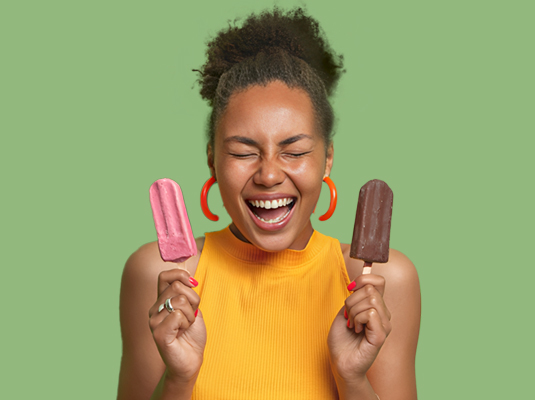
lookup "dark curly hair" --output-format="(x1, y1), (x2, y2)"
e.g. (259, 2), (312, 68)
(194, 6), (345, 150)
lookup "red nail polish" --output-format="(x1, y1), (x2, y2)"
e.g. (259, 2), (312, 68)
(344, 309), (348, 319)
(347, 281), (356, 291)
(195, 309), (199, 317)
(189, 277), (199, 287)
(347, 319), (351, 328)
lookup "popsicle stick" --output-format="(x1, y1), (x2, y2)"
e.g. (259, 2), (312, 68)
(175, 263), (190, 275)
(362, 261), (372, 275)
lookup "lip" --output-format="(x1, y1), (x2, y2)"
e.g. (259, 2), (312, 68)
(244, 196), (297, 232)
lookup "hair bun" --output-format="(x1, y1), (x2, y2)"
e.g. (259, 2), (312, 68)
(196, 7), (344, 102)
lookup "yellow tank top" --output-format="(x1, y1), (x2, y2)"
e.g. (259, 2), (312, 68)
(192, 226), (352, 400)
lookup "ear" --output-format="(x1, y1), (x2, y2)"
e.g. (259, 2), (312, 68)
(207, 144), (216, 180)
(324, 143), (334, 177)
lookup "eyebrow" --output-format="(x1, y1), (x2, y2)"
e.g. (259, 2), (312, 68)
(224, 134), (313, 146)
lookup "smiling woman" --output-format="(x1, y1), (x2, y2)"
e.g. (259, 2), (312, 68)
(118, 6), (420, 400)
(211, 81), (331, 249)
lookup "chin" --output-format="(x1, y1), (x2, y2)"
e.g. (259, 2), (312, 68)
(249, 232), (297, 252)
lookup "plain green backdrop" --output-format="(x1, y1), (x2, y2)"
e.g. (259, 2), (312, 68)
(1, 0), (533, 398)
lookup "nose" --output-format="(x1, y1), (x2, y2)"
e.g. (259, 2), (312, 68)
(252, 156), (285, 188)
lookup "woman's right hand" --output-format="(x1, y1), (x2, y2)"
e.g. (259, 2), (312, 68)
(148, 268), (206, 383)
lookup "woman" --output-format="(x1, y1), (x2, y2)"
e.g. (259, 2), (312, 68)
(118, 7), (421, 400)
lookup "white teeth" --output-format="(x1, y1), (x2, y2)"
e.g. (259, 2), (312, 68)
(248, 198), (294, 209)
(252, 207), (292, 224)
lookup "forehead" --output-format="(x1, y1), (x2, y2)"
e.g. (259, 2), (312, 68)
(215, 81), (319, 144)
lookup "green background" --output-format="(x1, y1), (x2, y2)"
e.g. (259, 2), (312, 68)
(1, 0), (533, 398)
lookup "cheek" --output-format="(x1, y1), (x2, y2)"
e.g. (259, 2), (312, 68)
(291, 159), (325, 198)
(215, 160), (249, 200)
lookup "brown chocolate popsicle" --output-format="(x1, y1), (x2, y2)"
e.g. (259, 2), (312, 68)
(350, 179), (393, 274)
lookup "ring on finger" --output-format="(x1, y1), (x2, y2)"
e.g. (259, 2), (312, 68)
(157, 298), (175, 313)
(164, 298), (175, 313)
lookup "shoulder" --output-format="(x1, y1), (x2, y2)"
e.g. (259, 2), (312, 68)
(122, 237), (206, 283)
(340, 243), (420, 295)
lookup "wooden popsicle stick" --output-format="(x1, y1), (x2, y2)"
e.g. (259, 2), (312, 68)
(362, 261), (373, 275)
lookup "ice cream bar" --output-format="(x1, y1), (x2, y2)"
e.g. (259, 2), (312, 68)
(150, 178), (197, 263)
(350, 179), (393, 274)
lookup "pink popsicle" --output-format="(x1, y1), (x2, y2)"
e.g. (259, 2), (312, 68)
(149, 178), (198, 263)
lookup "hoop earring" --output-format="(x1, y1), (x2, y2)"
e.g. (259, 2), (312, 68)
(201, 176), (219, 221)
(318, 176), (337, 221)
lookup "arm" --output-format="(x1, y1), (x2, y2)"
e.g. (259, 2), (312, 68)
(366, 250), (420, 399)
(150, 369), (196, 400)
(333, 248), (421, 399)
(117, 241), (204, 400)
(117, 242), (167, 400)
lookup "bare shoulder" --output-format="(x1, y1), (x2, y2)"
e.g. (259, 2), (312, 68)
(340, 243), (420, 294)
(123, 236), (205, 282)
(117, 237), (205, 400)
(377, 249), (420, 294)
(340, 243), (421, 396)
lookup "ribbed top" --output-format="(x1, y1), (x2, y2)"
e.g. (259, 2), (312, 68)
(191, 226), (351, 400)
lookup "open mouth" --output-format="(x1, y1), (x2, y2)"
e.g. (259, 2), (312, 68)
(246, 197), (297, 224)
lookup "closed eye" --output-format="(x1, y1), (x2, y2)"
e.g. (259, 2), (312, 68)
(286, 152), (311, 157)
(229, 153), (256, 158)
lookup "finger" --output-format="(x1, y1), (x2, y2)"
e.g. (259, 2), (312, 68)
(352, 308), (389, 346)
(346, 291), (391, 328)
(158, 268), (196, 296)
(150, 294), (196, 329)
(149, 281), (200, 318)
(152, 309), (192, 347)
(347, 273), (386, 296)
(345, 285), (391, 320)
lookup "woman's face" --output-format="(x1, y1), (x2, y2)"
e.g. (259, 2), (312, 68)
(209, 80), (333, 251)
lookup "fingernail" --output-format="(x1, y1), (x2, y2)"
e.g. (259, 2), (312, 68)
(195, 309), (199, 317)
(189, 277), (199, 287)
(347, 319), (351, 328)
(347, 281), (356, 291)
(344, 309), (348, 319)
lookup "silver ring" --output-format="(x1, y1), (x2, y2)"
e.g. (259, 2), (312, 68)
(158, 303), (165, 313)
(165, 298), (175, 313)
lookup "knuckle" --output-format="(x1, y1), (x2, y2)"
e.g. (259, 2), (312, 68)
(148, 317), (157, 331)
(171, 280), (182, 292)
(175, 294), (188, 307)
(365, 285), (375, 295)
(158, 270), (169, 282)
(177, 269), (190, 280)
(192, 293), (201, 308)
(379, 275), (386, 286)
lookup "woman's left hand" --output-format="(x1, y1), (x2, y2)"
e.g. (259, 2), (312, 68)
(327, 273), (392, 381)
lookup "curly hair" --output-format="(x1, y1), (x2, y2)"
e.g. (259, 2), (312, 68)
(194, 6), (345, 149)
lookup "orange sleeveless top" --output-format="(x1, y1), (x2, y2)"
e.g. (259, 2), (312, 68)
(191, 226), (351, 399)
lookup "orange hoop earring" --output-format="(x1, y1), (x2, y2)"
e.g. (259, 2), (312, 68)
(318, 176), (337, 221)
(201, 176), (219, 221)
